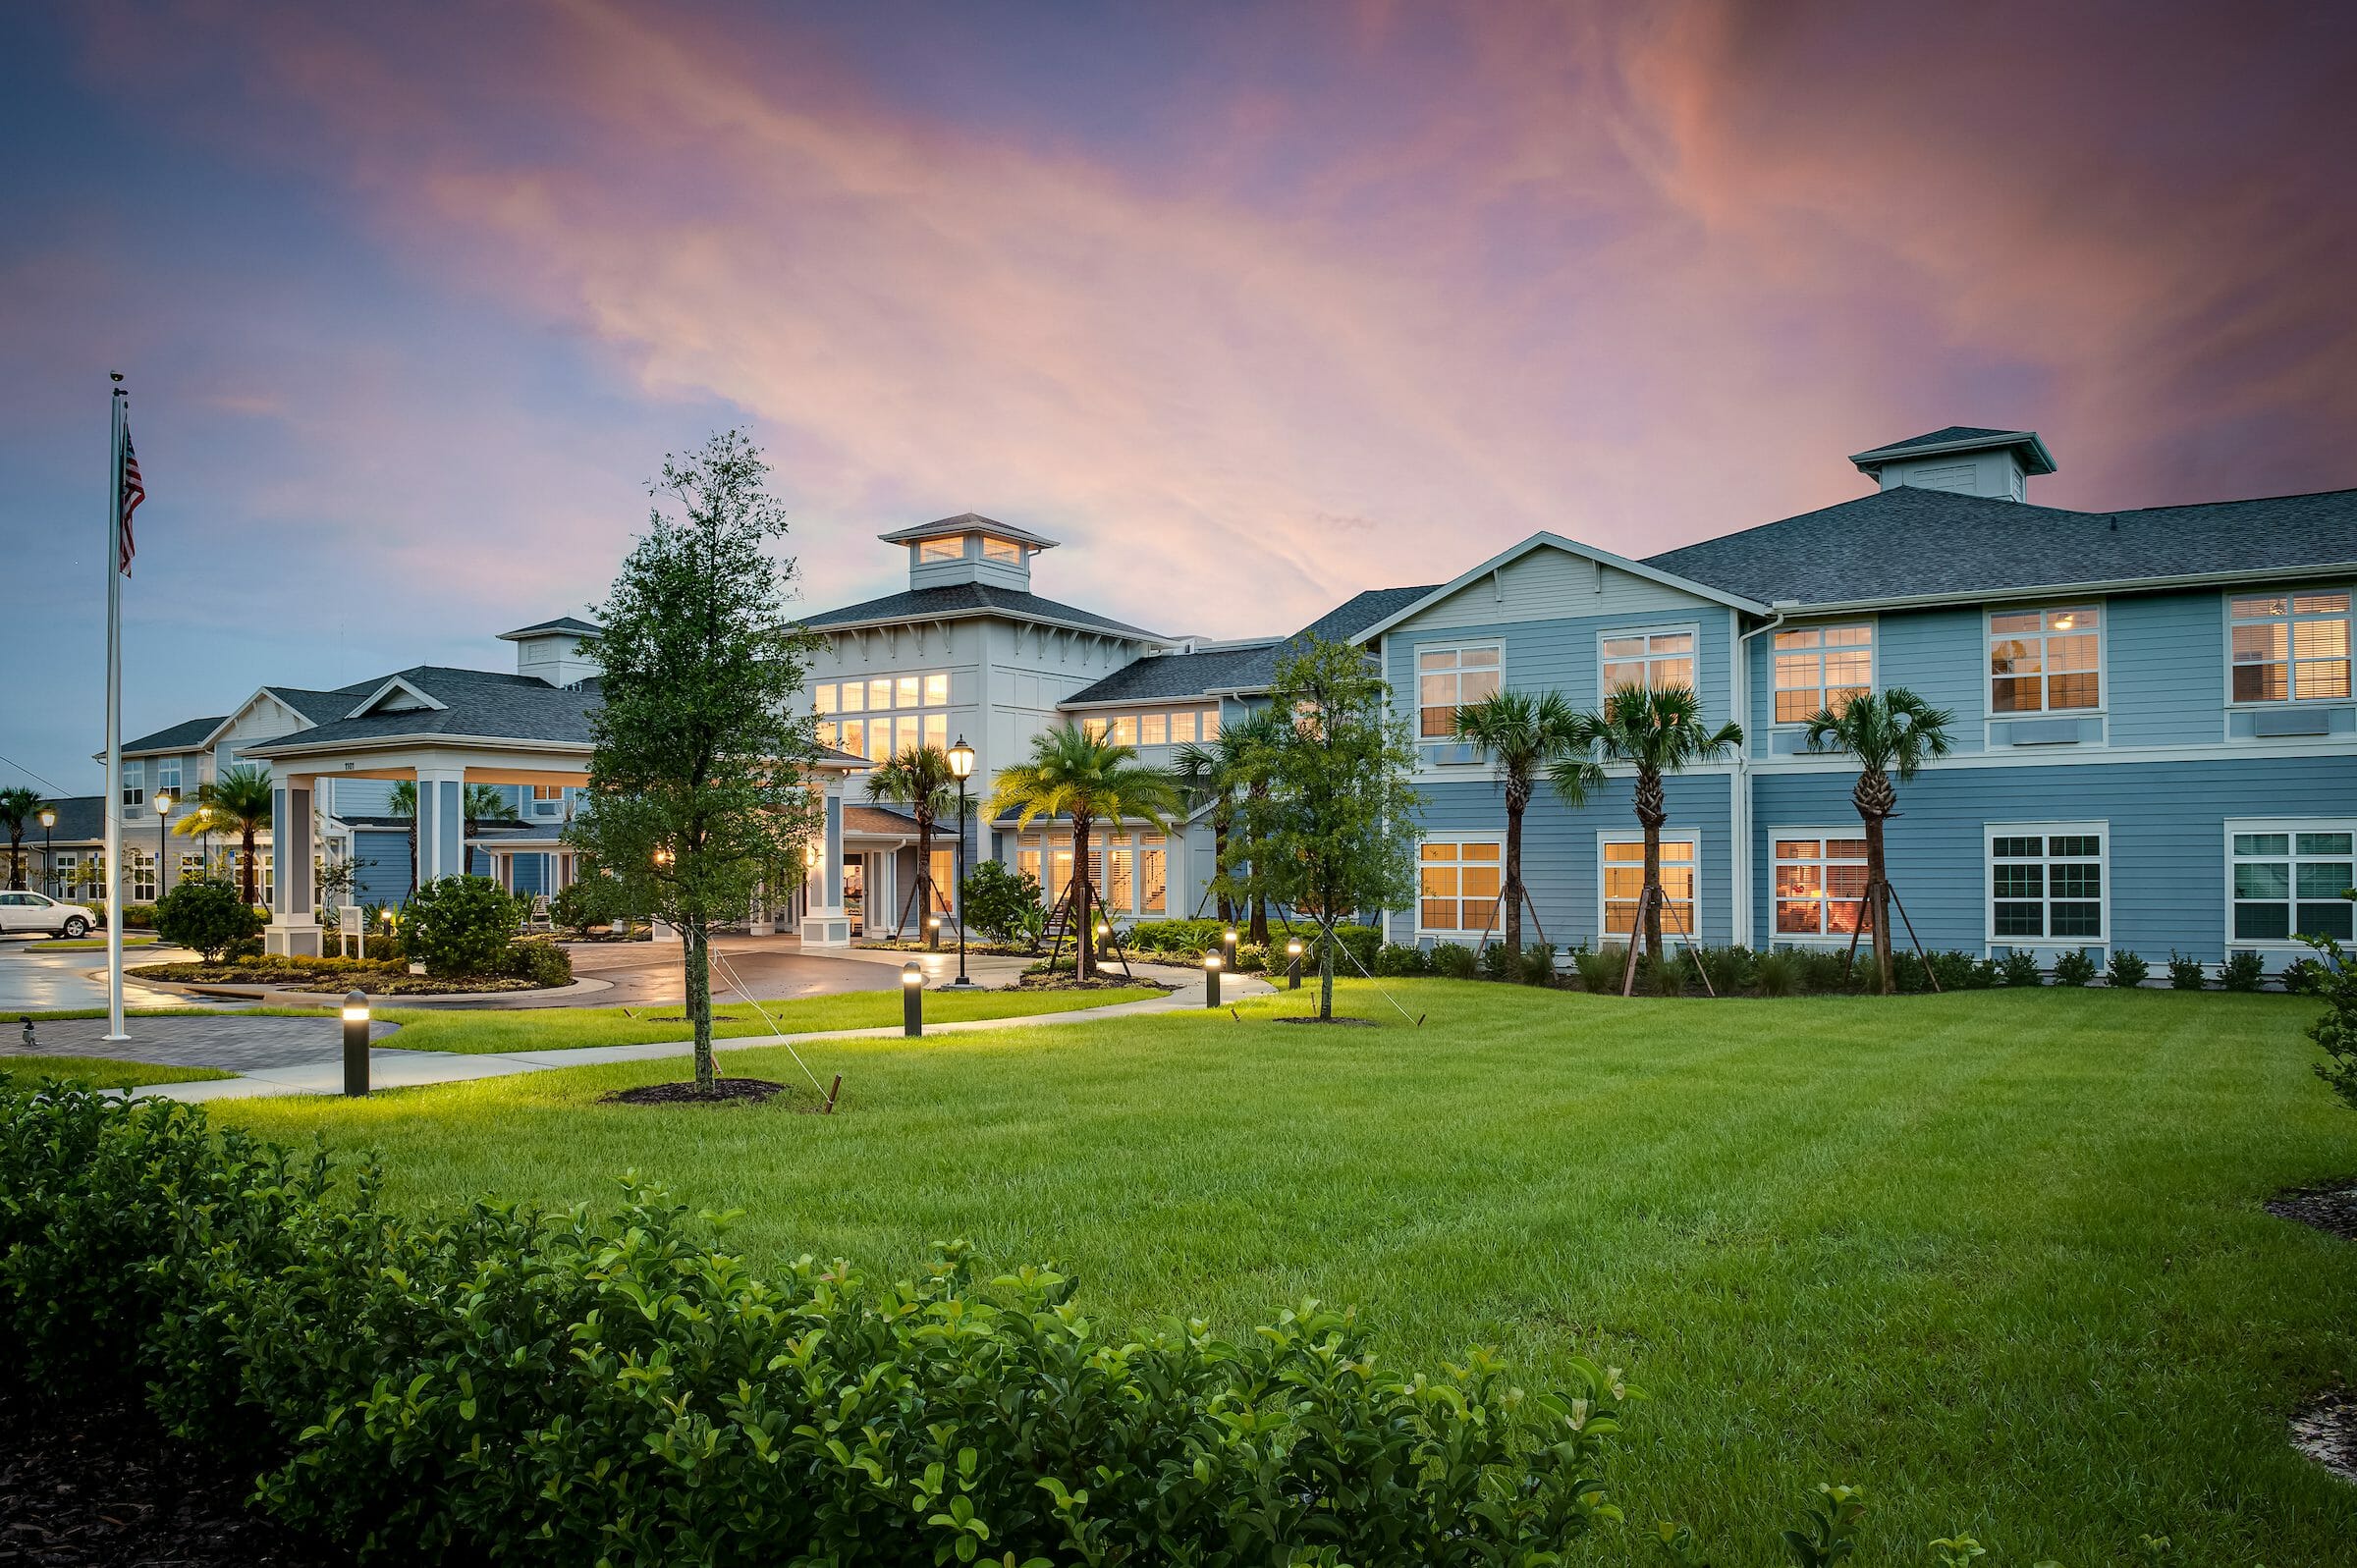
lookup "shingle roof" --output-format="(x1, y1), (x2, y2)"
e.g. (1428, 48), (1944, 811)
(267, 685), (376, 725)
(1848, 426), (2056, 478)
(499, 616), (601, 640)
(798, 581), (1159, 637)
(1856, 426), (2023, 456)
(875, 514), (1060, 550)
(245, 666), (603, 754)
(1643, 484), (2357, 609)
(844, 804), (922, 838)
(121, 716), (227, 755)
(1062, 641), (1281, 705)
(21, 795), (104, 844)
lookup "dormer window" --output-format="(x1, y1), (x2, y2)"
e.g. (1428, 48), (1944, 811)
(980, 536), (1022, 565)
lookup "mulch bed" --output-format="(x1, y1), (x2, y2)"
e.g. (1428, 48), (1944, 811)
(2265, 1180), (2357, 1242)
(600, 1077), (794, 1107)
(1016, 974), (1175, 993)
(0, 1385), (352, 1567)
(2291, 1388), (2357, 1486)
(1272, 1015), (1381, 1026)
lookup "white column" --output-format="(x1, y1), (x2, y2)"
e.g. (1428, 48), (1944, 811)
(800, 780), (850, 946)
(263, 772), (323, 955)
(413, 766), (466, 888)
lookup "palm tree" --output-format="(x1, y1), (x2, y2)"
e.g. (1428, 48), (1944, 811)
(1177, 709), (1288, 942)
(0, 786), (41, 891)
(864, 743), (960, 938)
(1453, 689), (1599, 954)
(176, 763), (273, 905)
(1803, 688), (1955, 994)
(1565, 683), (1743, 964)
(463, 784), (520, 881)
(987, 724), (1181, 981)
(388, 780), (418, 895)
(1171, 736), (1237, 923)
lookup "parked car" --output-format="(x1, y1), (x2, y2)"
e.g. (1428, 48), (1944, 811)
(0, 891), (102, 938)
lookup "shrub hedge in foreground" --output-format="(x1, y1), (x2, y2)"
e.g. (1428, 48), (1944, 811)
(0, 1075), (1632, 1566)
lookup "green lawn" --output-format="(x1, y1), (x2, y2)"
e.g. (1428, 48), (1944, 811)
(213, 983), (2357, 1565)
(0, 1054), (235, 1089)
(28, 934), (160, 950)
(372, 987), (1164, 1053)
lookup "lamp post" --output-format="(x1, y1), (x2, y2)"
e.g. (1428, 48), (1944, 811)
(39, 808), (54, 897)
(1287, 936), (1304, 990)
(945, 737), (979, 990)
(152, 790), (173, 902)
(1203, 950), (1223, 1008)
(903, 960), (924, 1036)
(341, 991), (371, 1096)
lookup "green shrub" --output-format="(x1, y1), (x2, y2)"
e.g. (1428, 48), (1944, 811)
(1695, 945), (1754, 996)
(1753, 946), (1801, 998)
(1966, 955), (2003, 989)
(2166, 951), (2208, 990)
(1639, 953), (1686, 997)
(2220, 949), (2269, 992)
(1477, 939), (1513, 981)
(0, 1080), (1637, 1567)
(1517, 942), (1559, 986)
(547, 876), (618, 937)
(1124, 917), (1227, 956)
(2107, 949), (2151, 988)
(1232, 941), (1270, 973)
(2302, 935), (2357, 1112)
(2280, 956), (2330, 996)
(1799, 946), (1855, 995)
(403, 874), (521, 976)
(1998, 949), (2044, 987)
(1372, 941), (1429, 977)
(1306, 923), (1382, 976)
(1919, 949), (1985, 993)
(1570, 944), (1623, 993)
(2050, 948), (2098, 987)
(1430, 941), (1478, 979)
(149, 874), (264, 961)
(507, 938), (574, 988)
(959, 858), (1044, 946)
(118, 903), (157, 930)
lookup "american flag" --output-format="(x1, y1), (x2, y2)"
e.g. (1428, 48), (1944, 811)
(118, 426), (145, 576)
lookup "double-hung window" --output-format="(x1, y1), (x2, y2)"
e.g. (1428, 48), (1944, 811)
(1989, 606), (2101, 713)
(1602, 838), (1697, 939)
(1772, 836), (1870, 937)
(1418, 840), (1501, 934)
(1772, 625), (1873, 724)
(1417, 646), (1502, 739)
(2229, 827), (2355, 943)
(1989, 829), (2105, 944)
(2229, 591), (2351, 702)
(122, 759), (145, 813)
(1601, 629), (1694, 702)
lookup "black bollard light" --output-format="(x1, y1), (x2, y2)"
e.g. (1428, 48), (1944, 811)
(903, 962), (924, 1037)
(927, 914), (942, 951)
(1286, 937), (1303, 991)
(1222, 926), (1238, 972)
(341, 990), (370, 1097)
(1203, 951), (1222, 1008)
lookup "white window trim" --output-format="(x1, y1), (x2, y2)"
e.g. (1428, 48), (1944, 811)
(1983, 820), (2110, 952)
(1595, 828), (1703, 947)
(1767, 620), (1878, 729)
(1414, 835), (1506, 940)
(1765, 826), (1872, 945)
(1413, 641), (1506, 761)
(2220, 817), (2357, 950)
(1596, 622), (1702, 710)
(2220, 585), (2355, 709)
(1983, 603), (2109, 722)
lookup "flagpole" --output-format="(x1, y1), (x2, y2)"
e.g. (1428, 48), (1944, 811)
(103, 373), (127, 1041)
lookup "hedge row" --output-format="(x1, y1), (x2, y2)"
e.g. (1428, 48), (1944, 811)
(0, 1077), (1633, 1566)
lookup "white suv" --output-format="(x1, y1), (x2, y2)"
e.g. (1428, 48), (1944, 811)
(0, 892), (101, 938)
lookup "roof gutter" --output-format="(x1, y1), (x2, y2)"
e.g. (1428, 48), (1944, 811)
(1770, 560), (2357, 619)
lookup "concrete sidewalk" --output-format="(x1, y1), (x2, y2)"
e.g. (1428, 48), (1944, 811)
(137, 969), (1269, 1102)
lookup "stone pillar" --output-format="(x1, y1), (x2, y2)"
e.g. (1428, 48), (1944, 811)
(800, 781), (850, 946)
(263, 773), (323, 955)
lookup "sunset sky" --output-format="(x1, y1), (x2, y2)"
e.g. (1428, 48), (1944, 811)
(4, 1), (2354, 792)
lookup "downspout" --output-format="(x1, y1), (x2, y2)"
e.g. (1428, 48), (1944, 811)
(1733, 603), (1795, 950)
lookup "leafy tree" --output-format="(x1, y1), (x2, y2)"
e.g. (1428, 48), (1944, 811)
(1181, 708), (1290, 943)
(404, 874), (521, 977)
(175, 764), (273, 905)
(548, 876), (619, 938)
(150, 873), (263, 961)
(863, 744), (961, 933)
(2306, 935), (2357, 1113)
(959, 857), (1045, 946)
(1452, 689), (1599, 955)
(1802, 688), (1955, 993)
(986, 725), (1179, 981)
(1231, 635), (1423, 1020)
(0, 786), (40, 890)
(1563, 684), (1742, 965)
(463, 784), (520, 878)
(569, 430), (822, 1093)
(387, 780), (419, 895)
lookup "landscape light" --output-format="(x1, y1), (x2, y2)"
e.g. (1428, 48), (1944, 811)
(1287, 937), (1303, 990)
(902, 960), (924, 1037)
(1203, 950), (1222, 1008)
(341, 990), (370, 1097)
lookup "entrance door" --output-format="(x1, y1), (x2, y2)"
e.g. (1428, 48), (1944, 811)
(843, 858), (866, 936)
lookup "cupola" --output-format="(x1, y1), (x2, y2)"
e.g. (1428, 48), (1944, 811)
(1848, 426), (2056, 502)
(878, 513), (1057, 592)
(498, 616), (602, 687)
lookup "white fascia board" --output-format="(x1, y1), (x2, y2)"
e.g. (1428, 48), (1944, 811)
(1347, 531), (1771, 646)
(344, 676), (449, 720)
(246, 732), (591, 760)
(1782, 560), (2357, 618)
(808, 607), (1172, 644)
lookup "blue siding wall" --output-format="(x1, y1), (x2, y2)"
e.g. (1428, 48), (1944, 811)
(1868, 608), (1987, 751)
(2108, 591), (2223, 747)
(1751, 754), (2355, 958)
(352, 828), (411, 906)
(1385, 606), (1737, 740)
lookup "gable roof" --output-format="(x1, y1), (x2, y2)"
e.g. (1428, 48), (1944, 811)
(876, 513), (1060, 551)
(245, 666), (603, 756)
(1643, 484), (2357, 610)
(121, 716), (229, 756)
(798, 581), (1161, 639)
(499, 616), (601, 640)
(1348, 533), (1768, 647)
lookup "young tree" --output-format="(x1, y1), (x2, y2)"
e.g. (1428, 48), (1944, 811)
(176, 764), (273, 905)
(864, 744), (960, 936)
(1565, 684), (1742, 965)
(569, 430), (822, 1094)
(1452, 689), (1598, 955)
(1186, 707), (1289, 944)
(1233, 635), (1423, 1021)
(986, 725), (1179, 981)
(1803, 688), (1954, 994)
(0, 786), (40, 890)
(1171, 735), (1237, 924)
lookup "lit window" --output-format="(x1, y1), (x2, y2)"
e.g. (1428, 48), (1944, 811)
(1773, 837), (1870, 937)
(1082, 717), (1108, 741)
(929, 848), (957, 913)
(1109, 715), (1137, 745)
(2230, 592), (2351, 702)
(1139, 834), (1167, 914)
(1140, 712), (1167, 745)
(896, 675), (920, 708)
(1990, 831), (2104, 942)
(1416, 645), (1503, 738)
(868, 677), (894, 711)
(2230, 828), (2354, 942)
(917, 537), (964, 563)
(1107, 844), (1134, 912)
(1200, 710), (1221, 740)
(1603, 838), (1696, 938)
(1990, 606), (2101, 713)
(922, 714), (947, 752)
(923, 673), (950, 706)
(1600, 630), (1695, 703)
(814, 683), (839, 715)
(1169, 711), (1196, 744)
(1419, 840), (1502, 933)
(530, 784), (564, 817)
(980, 536), (1022, 564)
(1772, 625), (1874, 724)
